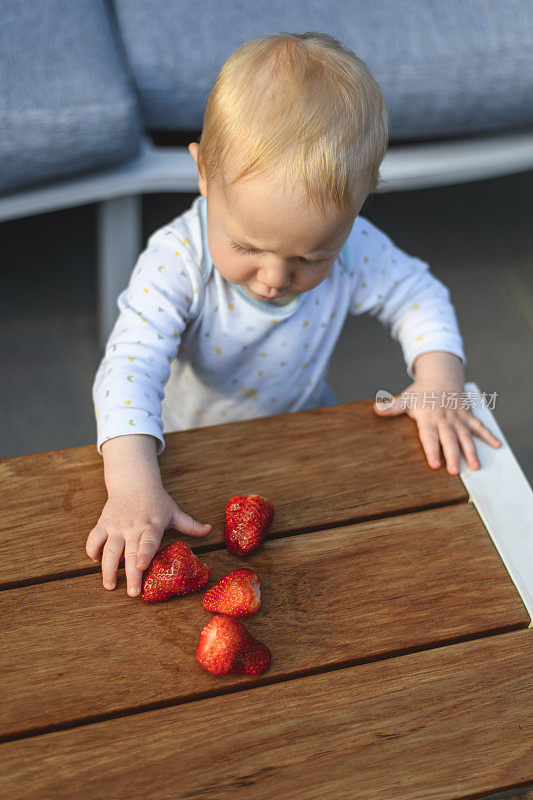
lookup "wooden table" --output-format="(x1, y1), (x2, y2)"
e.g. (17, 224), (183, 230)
(1, 381), (532, 799)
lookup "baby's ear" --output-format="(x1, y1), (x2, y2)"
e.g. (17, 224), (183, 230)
(189, 143), (206, 179)
(189, 144), (208, 197)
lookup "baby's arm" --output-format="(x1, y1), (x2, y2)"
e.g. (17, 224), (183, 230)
(93, 224), (203, 455)
(345, 216), (467, 378)
(88, 223), (210, 593)
(86, 434), (211, 595)
(346, 217), (500, 470)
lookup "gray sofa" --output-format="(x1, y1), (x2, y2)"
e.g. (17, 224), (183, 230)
(2, 0), (533, 342)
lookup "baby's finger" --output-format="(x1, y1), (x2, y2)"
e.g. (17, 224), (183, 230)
(101, 534), (125, 590)
(466, 414), (502, 448)
(86, 524), (108, 562)
(416, 419), (442, 469)
(170, 507), (212, 538)
(417, 419), (445, 469)
(437, 421), (461, 475)
(135, 525), (164, 574)
(455, 425), (480, 471)
(123, 531), (148, 597)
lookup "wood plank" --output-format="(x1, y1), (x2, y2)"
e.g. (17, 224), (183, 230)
(0, 400), (467, 586)
(1, 503), (527, 740)
(1, 630), (531, 800)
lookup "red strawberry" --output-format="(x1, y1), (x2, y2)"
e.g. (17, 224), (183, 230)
(196, 615), (271, 676)
(202, 568), (261, 617)
(140, 541), (211, 603)
(224, 494), (275, 556)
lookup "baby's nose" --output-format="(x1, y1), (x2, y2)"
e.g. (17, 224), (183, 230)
(259, 263), (291, 289)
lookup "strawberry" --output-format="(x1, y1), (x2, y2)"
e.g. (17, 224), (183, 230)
(140, 541), (211, 603)
(202, 568), (261, 617)
(224, 494), (275, 556)
(196, 615), (271, 676)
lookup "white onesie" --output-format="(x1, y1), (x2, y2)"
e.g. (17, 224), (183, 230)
(93, 194), (466, 454)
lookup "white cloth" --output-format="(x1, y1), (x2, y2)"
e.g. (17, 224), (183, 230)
(93, 194), (466, 454)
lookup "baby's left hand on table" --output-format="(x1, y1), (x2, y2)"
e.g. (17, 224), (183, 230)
(373, 375), (502, 474)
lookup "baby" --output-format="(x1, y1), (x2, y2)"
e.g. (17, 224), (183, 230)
(86, 32), (501, 596)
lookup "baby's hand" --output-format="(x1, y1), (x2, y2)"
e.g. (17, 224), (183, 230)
(86, 485), (212, 596)
(373, 379), (501, 474)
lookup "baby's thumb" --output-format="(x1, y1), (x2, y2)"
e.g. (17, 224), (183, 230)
(170, 506), (212, 538)
(373, 392), (405, 416)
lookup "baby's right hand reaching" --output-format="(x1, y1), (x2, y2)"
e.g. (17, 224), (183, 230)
(86, 484), (212, 597)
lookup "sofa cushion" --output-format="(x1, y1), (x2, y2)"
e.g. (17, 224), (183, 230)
(0, 0), (142, 194)
(111, 0), (533, 141)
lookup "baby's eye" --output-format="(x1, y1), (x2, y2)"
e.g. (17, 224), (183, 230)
(299, 257), (324, 265)
(230, 241), (257, 255)
(230, 240), (325, 264)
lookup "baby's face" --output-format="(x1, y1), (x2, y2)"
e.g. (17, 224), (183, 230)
(189, 143), (364, 305)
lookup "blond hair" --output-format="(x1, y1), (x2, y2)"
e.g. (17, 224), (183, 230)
(196, 31), (390, 218)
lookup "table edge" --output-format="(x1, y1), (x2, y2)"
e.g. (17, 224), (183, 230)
(460, 381), (533, 623)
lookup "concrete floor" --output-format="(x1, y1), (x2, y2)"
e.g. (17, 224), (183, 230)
(1, 171), (532, 485)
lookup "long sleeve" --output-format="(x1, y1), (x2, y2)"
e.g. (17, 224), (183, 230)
(92, 224), (204, 455)
(345, 216), (466, 379)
